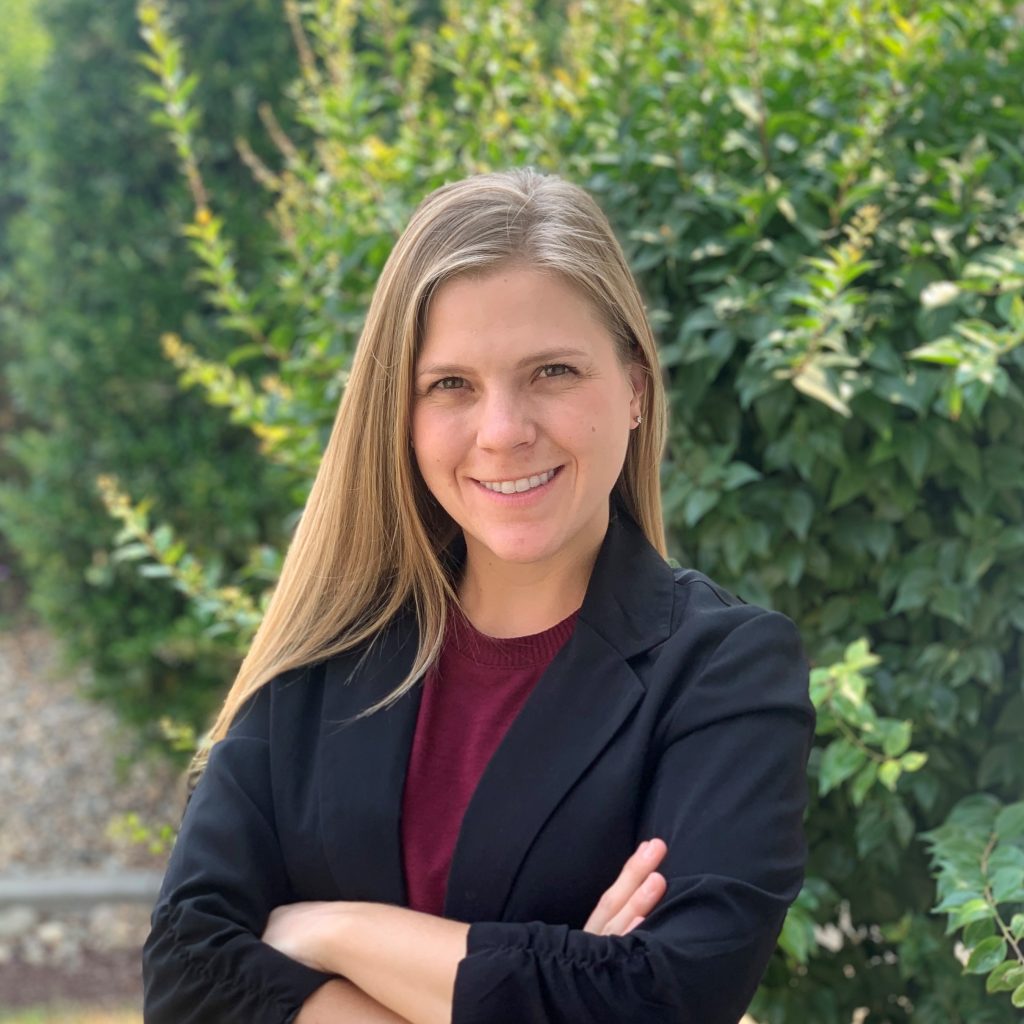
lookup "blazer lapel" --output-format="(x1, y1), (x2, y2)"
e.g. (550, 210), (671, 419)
(444, 505), (676, 922)
(317, 611), (422, 905)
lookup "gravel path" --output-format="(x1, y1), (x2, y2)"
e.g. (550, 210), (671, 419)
(0, 622), (186, 1011)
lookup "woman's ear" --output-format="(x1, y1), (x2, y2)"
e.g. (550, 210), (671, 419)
(628, 361), (647, 420)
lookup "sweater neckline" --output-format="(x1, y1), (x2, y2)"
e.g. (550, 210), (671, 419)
(445, 602), (581, 669)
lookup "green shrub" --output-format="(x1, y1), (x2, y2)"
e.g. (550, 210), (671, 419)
(0, 0), (50, 617)
(0, 0), (304, 727)
(72, 0), (1024, 1017)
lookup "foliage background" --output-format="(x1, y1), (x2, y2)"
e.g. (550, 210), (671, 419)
(0, 0), (49, 615)
(0, 0), (310, 724)
(2, 0), (1024, 1020)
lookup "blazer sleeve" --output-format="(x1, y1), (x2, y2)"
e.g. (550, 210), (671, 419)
(451, 609), (815, 1024)
(142, 684), (336, 1024)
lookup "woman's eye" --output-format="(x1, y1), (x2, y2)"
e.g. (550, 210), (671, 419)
(539, 364), (575, 379)
(431, 376), (465, 391)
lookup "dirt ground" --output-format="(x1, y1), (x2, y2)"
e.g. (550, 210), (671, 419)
(0, 619), (181, 1015)
(0, 949), (141, 1011)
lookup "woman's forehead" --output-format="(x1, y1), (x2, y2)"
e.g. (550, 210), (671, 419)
(417, 269), (612, 363)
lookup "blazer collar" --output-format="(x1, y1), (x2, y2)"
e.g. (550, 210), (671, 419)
(576, 498), (675, 659)
(317, 504), (676, 919)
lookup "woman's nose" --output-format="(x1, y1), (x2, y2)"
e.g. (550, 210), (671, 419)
(475, 389), (536, 451)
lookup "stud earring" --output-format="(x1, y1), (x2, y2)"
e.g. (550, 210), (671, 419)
(634, 414), (642, 426)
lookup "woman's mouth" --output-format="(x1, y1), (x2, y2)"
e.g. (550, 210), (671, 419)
(472, 465), (564, 501)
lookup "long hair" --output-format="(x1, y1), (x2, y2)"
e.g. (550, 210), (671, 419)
(193, 167), (668, 775)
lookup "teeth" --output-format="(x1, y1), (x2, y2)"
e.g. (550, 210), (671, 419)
(480, 468), (556, 494)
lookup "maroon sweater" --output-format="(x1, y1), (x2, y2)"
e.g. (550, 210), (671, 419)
(400, 602), (580, 917)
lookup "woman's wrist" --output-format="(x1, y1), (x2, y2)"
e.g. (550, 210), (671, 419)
(262, 899), (358, 975)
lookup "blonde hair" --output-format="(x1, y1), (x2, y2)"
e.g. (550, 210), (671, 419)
(194, 167), (667, 776)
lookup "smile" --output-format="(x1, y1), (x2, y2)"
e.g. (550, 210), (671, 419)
(476, 467), (559, 494)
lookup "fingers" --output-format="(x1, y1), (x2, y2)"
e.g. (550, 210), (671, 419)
(603, 869), (666, 936)
(583, 838), (668, 935)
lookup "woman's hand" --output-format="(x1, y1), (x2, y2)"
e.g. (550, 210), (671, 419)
(583, 838), (668, 936)
(262, 900), (347, 973)
(268, 901), (467, 1024)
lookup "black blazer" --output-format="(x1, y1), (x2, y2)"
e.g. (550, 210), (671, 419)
(142, 505), (815, 1024)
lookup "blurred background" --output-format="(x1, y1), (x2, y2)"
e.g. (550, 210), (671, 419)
(1, 0), (1023, 1020)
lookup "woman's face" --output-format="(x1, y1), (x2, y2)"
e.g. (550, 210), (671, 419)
(411, 266), (644, 577)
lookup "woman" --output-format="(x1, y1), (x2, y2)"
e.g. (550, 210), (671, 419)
(142, 168), (815, 1024)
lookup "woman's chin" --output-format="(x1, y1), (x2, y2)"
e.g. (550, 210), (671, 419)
(464, 531), (561, 569)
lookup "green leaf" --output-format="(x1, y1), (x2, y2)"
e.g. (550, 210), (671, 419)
(683, 488), (718, 527)
(931, 588), (967, 626)
(1011, 913), (1024, 939)
(963, 917), (996, 947)
(954, 319), (1001, 348)
(882, 720), (912, 758)
(899, 751), (928, 772)
(1011, 981), (1024, 1008)
(891, 568), (933, 614)
(934, 889), (983, 913)
(226, 343), (270, 367)
(179, 71), (200, 102)
(995, 801), (1024, 840)
(138, 564), (174, 579)
(111, 543), (150, 562)
(985, 959), (1021, 993)
(988, 845), (1024, 878)
(878, 759), (902, 791)
(962, 937), (1003, 974)
(720, 462), (762, 491)
(907, 337), (963, 365)
(949, 794), (1001, 830)
(849, 762), (878, 807)
(164, 541), (187, 566)
(1004, 293), (1024, 329)
(113, 525), (138, 545)
(989, 867), (1024, 904)
(819, 739), (867, 796)
(786, 490), (815, 541)
(152, 523), (174, 554)
(842, 638), (879, 672)
(892, 796), (915, 848)
(778, 907), (815, 964)
(829, 465), (868, 510)
(896, 430), (930, 486)
(950, 899), (993, 929)
(855, 801), (890, 859)
(793, 363), (852, 417)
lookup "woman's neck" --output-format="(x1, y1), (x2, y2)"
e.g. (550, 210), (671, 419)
(455, 542), (599, 639)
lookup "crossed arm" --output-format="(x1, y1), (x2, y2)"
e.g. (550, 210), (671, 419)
(264, 838), (670, 1024)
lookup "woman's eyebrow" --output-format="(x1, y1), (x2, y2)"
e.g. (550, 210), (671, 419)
(415, 347), (590, 378)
